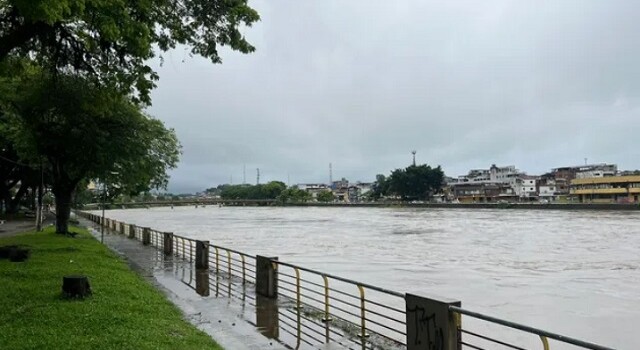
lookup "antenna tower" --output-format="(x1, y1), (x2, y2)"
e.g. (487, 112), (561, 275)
(329, 163), (333, 185)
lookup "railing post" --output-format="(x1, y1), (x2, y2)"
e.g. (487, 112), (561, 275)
(195, 240), (209, 270)
(163, 232), (173, 255)
(256, 256), (278, 298)
(142, 227), (151, 245)
(195, 269), (210, 296)
(406, 294), (461, 350)
(129, 224), (136, 239)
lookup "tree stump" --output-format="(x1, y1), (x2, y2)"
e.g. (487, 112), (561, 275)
(0, 245), (18, 259)
(62, 275), (92, 299)
(9, 248), (30, 262)
(0, 246), (30, 262)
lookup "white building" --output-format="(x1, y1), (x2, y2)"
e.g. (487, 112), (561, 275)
(489, 164), (522, 187)
(516, 177), (538, 198)
(538, 184), (557, 200)
(458, 169), (491, 183)
(575, 165), (617, 179)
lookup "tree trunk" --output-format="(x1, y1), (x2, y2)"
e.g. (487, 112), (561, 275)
(7, 183), (29, 214)
(54, 187), (72, 234)
(36, 183), (43, 231)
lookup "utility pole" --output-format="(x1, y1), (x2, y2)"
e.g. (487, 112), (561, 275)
(230, 174), (233, 185)
(329, 163), (333, 185)
(412, 150), (417, 166)
(243, 164), (246, 184)
(256, 168), (260, 185)
(36, 163), (43, 231)
(287, 173), (290, 187)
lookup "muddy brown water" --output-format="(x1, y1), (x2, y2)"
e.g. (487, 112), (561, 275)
(94, 206), (639, 349)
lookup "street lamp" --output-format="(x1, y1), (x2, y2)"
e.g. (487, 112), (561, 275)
(101, 171), (119, 244)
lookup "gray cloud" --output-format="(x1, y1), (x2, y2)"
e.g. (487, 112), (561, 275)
(146, 0), (640, 193)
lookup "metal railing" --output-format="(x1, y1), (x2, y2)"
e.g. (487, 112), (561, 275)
(76, 210), (617, 350)
(173, 234), (195, 262)
(272, 260), (406, 349)
(451, 306), (615, 350)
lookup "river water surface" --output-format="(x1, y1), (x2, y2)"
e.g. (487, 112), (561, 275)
(98, 206), (639, 349)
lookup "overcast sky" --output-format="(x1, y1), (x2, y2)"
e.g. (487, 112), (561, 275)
(147, 0), (640, 193)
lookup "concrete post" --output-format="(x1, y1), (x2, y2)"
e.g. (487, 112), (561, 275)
(142, 227), (151, 245)
(256, 256), (278, 298)
(406, 294), (461, 350)
(119, 222), (125, 234)
(163, 232), (173, 255)
(129, 224), (136, 239)
(195, 270), (210, 296)
(256, 295), (280, 339)
(195, 240), (209, 270)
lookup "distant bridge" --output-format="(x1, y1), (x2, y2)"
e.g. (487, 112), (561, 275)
(84, 199), (277, 209)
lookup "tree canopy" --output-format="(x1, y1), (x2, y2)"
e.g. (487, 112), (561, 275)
(316, 190), (335, 203)
(381, 164), (444, 201)
(0, 64), (180, 232)
(0, 0), (260, 103)
(220, 182), (286, 200)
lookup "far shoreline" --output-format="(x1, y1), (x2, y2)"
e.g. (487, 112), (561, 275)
(84, 201), (640, 211)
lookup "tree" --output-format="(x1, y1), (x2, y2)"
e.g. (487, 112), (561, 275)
(386, 164), (444, 201)
(0, 0), (260, 104)
(277, 188), (311, 204)
(0, 69), (180, 233)
(220, 181), (286, 200)
(370, 174), (389, 200)
(316, 190), (335, 203)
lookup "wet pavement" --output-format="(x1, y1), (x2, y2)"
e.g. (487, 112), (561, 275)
(81, 218), (288, 350)
(80, 216), (393, 350)
(0, 212), (56, 238)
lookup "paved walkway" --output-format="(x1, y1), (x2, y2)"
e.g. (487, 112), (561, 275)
(80, 218), (287, 350)
(0, 212), (56, 238)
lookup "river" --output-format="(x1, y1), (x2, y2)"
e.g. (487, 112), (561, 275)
(95, 206), (639, 349)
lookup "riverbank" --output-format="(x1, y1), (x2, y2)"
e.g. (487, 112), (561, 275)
(0, 226), (222, 350)
(89, 201), (640, 211)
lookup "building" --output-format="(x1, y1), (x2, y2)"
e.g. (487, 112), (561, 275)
(331, 178), (349, 190)
(515, 175), (538, 199)
(570, 175), (640, 203)
(450, 182), (517, 203)
(489, 164), (522, 186)
(553, 163), (617, 181)
(297, 183), (330, 199)
(457, 169), (491, 183)
(537, 176), (558, 201)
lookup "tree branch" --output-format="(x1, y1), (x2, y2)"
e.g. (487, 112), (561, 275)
(0, 21), (51, 60)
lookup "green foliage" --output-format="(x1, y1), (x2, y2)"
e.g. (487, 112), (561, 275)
(0, 0), (260, 104)
(277, 187), (312, 204)
(386, 164), (444, 201)
(220, 181), (286, 200)
(370, 174), (389, 200)
(316, 190), (335, 202)
(0, 226), (222, 349)
(0, 65), (180, 232)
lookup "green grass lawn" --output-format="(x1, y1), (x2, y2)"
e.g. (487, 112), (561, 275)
(0, 226), (222, 350)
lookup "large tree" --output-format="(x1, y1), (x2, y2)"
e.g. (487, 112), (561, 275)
(1, 67), (180, 233)
(387, 164), (444, 201)
(316, 190), (335, 203)
(0, 0), (259, 103)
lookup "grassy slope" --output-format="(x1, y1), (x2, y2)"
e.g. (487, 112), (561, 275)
(0, 227), (222, 350)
